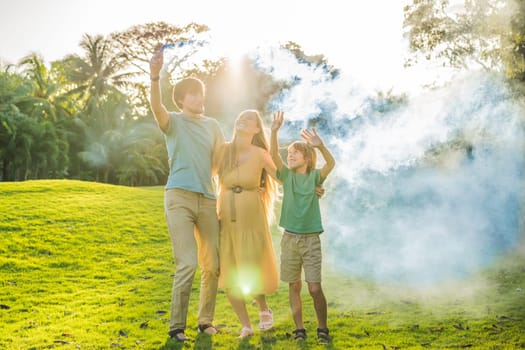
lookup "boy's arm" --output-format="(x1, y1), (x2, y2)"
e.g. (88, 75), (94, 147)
(270, 111), (284, 171)
(149, 49), (170, 132)
(301, 128), (335, 182)
(317, 143), (336, 181)
(262, 150), (277, 180)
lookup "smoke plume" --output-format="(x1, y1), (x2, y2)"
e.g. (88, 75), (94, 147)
(254, 47), (525, 285)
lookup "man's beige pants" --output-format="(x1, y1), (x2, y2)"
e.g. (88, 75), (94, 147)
(164, 189), (220, 331)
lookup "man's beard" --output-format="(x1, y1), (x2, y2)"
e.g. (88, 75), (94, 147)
(187, 104), (204, 115)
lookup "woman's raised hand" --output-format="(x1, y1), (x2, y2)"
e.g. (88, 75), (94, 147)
(271, 111), (284, 131)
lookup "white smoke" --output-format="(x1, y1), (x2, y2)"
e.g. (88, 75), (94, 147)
(254, 47), (525, 285)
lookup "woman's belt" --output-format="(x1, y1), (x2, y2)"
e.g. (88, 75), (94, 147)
(229, 186), (255, 222)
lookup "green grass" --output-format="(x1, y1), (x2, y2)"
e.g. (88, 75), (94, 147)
(0, 180), (524, 349)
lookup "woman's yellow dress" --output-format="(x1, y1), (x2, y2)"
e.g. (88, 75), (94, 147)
(218, 149), (279, 296)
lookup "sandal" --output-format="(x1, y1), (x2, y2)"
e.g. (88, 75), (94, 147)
(258, 308), (274, 331)
(168, 328), (189, 342)
(317, 327), (331, 344)
(198, 323), (218, 335)
(293, 328), (307, 341)
(238, 326), (254, 339)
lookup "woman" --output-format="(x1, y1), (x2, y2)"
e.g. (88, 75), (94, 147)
(216, 109), (279, 338)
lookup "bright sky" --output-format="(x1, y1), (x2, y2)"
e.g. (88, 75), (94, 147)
(0, 0), (444, 93)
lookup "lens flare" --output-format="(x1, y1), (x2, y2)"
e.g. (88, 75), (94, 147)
(241, 285), (251, 295)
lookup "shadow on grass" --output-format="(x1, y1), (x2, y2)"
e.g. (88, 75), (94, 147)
(156, 331), (338, 349)
(195, 333), (214, 350)
(237, 330), (336, 350)
(157, 337), (185, 350)
(157, 333), (213, 350)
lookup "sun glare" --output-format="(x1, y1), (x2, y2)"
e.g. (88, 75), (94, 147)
(241, 285), (251, 295)
(208, 31), (251, 72)
(224, 50), (246, 72)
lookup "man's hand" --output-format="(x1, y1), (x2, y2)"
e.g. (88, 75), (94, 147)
(149, 48), (164, 78)
(271, 111), (284, 132)
(315, 185), (325, 198)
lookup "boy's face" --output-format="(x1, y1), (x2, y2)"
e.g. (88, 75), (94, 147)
(287, 146), (307, 170)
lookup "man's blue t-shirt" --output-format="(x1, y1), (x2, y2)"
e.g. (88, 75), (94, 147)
(164, 112), (224, 199)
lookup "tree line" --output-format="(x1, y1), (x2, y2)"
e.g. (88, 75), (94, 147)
(1, 0), (523, 186)
(0, 21), (338, 185)
(0, 23), (261, 184)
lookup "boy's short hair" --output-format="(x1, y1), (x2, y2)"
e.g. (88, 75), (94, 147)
(172, 77), (205, 110)
(288, 141), (317, 172)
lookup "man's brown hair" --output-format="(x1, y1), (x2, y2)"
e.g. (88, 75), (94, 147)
(172, 77), (205, 110)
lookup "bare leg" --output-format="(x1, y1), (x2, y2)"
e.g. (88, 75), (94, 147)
(307, 282), (327, 329)
(254, 294), (273, 330)
(226, 289), (252, 329)
(289, 281), (304, 329)
(254, 294), (269, 312)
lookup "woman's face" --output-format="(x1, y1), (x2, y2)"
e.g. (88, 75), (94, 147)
(235, 112), (260, 135)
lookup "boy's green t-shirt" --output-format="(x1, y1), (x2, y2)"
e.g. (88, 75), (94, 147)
(164, 112), (224, 199)
(276, 165), (324, 234)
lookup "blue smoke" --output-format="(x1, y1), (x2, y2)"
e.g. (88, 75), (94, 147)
(254, 48), (525, 285)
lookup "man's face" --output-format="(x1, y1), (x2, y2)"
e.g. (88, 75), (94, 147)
(183, 91), (205, 115)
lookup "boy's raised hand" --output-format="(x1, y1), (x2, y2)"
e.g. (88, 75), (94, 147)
(271, 111), (284, 131)
(301, 128), (324, 148)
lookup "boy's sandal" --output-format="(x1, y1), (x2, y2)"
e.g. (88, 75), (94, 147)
(197, 323), (218, 335)
(168, 328), (189, 342)
(293, 328), (307, 341)
(317, 328), (331, 343)
(258, 309), (274, 331)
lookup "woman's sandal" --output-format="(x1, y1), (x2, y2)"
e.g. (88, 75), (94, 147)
(197, 323), (218, 335)
(293, 328), (307, 341)
(317, 328), (331, 344)
(168, 328), (189, 342)
(258, 309), (274, 331)
(238, 326), (254, 339)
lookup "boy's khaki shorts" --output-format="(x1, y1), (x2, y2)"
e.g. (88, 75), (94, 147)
(280, 231), (322, 283)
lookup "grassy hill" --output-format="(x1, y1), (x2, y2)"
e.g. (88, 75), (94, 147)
(0, 180), (524, 349)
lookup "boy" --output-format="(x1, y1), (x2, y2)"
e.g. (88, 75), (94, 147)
(270, 111), (336, 343)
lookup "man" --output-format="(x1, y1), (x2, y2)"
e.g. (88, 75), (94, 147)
(149, 47), (224, 342)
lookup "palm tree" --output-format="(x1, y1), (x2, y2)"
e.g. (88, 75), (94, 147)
(17, 54), (72, 121)
(76, 91), (132, 183)
(116, 122), (168, 186)
(63, 34), (136, 118)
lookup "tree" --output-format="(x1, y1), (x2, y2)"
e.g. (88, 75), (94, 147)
(76, 91), (131, 183)
(109, 21), (220, 77)
(109, 22), (223, 111)
(63, 34), (135, 116)
(283, 41), (340, 80)
(0, 67), (70, 181)
(16, 54), (71, 121)
(115, 122), (167, 186)
(403, 0), (525, 81)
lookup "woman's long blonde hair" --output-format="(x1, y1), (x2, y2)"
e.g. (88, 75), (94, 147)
(218, 109), (277, 221)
